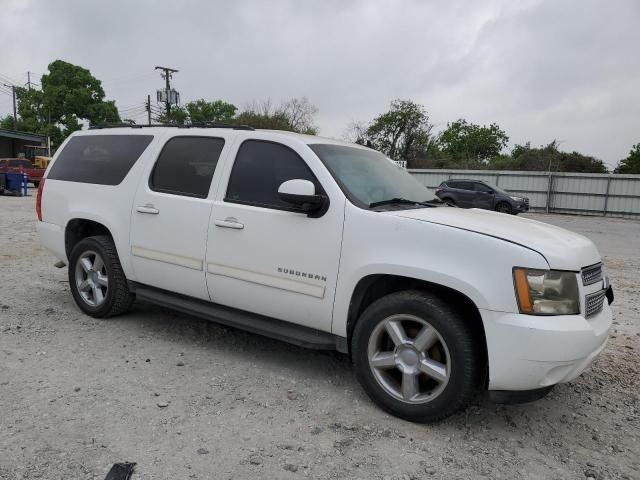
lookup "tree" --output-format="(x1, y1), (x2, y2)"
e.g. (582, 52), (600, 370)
(614, 143), (640, 174)
(156, 105), (189, 125)
(437, 119), (509, 165)
(281, 96), (318, 134)
(342, 121), (368, 144)
(185, 99), (237, 124)
(2, 60), (119, 147)
(233, 98), (319, 134)
(365, 99), (435, 161)
(488, 140), (608, 173)
(511, 142), (531, 159)
(40, 60), (119, 132)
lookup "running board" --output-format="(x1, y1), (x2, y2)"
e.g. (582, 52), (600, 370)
(130, 283), (347, 353)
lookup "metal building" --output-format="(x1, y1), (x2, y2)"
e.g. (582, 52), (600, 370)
(0, 128), (48, 158)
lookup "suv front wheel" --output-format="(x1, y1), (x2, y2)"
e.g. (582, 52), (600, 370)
(68, 235), (134, 318)
(352, 290), (483, 422)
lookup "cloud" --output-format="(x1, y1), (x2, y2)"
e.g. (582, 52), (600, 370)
(1, 0), (638, 167)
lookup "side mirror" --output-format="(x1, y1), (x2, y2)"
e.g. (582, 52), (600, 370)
(278, 179), (328, 216)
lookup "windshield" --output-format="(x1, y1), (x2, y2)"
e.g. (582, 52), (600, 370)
(308, 144), (434, 207)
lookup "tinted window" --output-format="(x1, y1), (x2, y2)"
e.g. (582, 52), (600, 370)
(48, 135), (153, 185)
(452, 181), (473, 190)
(226, 140), (318, 210)
(150, 137), (224, 198)
(473, 182), (493, 193)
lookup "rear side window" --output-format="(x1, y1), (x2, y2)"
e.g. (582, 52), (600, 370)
(48, 135), (153, 185)
(225, 140), (319, 210)
(452, 181), (473, 190)
(473, 182), (493, 193)
(150, 136), (225, 198)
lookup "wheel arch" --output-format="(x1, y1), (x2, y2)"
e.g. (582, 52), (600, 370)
(346, 274), (488, 382)
(65, 218), (114, 259)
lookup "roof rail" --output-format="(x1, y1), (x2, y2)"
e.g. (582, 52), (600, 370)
(89, 122), (255, 131)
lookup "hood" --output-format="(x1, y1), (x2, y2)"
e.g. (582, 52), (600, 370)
(389, 207), (600, 270)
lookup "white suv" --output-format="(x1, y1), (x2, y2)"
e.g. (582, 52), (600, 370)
(36, 125), (614, 422)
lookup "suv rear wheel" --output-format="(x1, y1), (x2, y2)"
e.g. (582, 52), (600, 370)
(352, 290), (483, 422)
(69, 235), (134, 318)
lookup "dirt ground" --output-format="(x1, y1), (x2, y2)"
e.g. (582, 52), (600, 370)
(1, 195), (638, 480)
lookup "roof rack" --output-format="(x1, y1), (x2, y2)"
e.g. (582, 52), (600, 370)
(89, 122), (255, 131)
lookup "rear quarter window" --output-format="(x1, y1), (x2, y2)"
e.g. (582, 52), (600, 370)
(47, 135), (153, 185)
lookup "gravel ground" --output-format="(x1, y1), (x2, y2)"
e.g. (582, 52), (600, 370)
(1, 196), (638, 480)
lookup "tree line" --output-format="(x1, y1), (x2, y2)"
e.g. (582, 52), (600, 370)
(2, 60), (638, 174)
(346, 99), (639, 174)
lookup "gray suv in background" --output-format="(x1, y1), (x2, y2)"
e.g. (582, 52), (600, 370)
(435, 179), (529, 215)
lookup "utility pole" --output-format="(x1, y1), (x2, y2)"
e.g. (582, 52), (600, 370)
(154, 66), (178, 115)
(27, 72), (31, 90)
(146, 94), (151, 126)
(2, 83), (17, 123)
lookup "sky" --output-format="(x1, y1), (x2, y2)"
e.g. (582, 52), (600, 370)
(1, 0), (639, 168)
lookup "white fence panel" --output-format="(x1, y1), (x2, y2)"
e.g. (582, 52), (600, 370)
(408, 169), (640, 218)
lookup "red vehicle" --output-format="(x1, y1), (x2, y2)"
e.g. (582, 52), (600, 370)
(0, 158), (45, 187)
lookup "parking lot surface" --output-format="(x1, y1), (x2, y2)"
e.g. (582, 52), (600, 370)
(1, 196), (638, 480)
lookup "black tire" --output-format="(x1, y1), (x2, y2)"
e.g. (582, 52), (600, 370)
(495, 202), (512, 214)
(442, 197), (456, 206)
(352, 290), (483, 423)
(68, 235), (134, 318)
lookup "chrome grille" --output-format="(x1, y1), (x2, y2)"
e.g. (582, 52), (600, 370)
(581, 263), (603, 286)
(585, 290), (606, 318)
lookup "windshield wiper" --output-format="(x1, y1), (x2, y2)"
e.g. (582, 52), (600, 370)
(369, 197), (436, 208)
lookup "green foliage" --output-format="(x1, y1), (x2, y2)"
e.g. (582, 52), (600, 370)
(365, 99), (435, 161)
(437, 119), (509, 164)
(233, 98), (318, 134)
(488, 140), (608, 173)
(2, 60), (119, 147)
(41, 60), (119, 132)
(614, 143), (640, 174)
(155, 97), (317, 134)
(511, 142), (531, 159)
(156, 99), (237, 125)
(156, 106), (189, 125)
(185, 99), (237, 124)
(234, 110), (293, 130)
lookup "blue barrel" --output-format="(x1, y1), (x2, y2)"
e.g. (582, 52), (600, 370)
(5, 173), (28, 195)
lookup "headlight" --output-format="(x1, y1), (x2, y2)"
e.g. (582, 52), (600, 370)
(510, 196), (522, 201)
(513, 268), (580, 315)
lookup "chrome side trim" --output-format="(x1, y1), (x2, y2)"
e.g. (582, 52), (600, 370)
(131, 246), (203, 271)
(207, 262), (326, 299)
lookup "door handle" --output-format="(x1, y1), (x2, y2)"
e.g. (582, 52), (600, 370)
(136, 204), (160, 214)
(214, 217), (244, 229)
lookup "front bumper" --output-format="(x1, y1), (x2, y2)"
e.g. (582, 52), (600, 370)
(513, 202), (529, 212)
(481, 302), (612, 391)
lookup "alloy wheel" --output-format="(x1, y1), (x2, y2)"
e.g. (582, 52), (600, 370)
(367, 314), (451, 404)
(74, 250), (109, 307)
